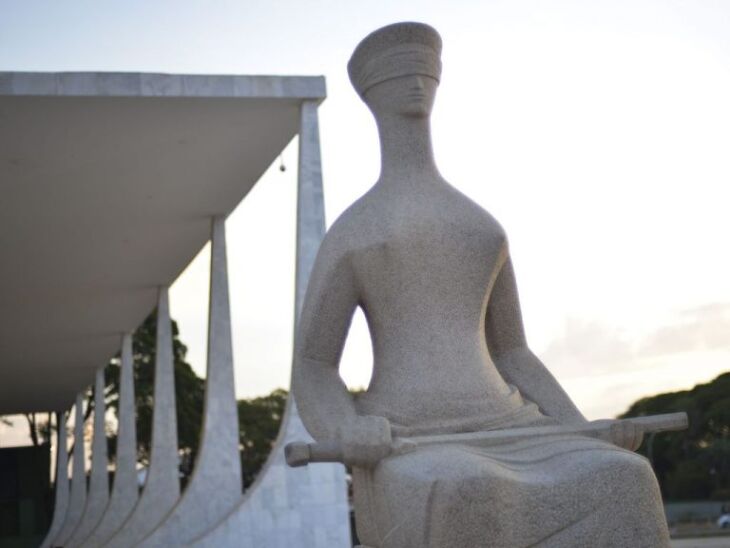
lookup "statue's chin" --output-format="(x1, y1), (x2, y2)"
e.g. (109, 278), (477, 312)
(402, 106), (430, 119)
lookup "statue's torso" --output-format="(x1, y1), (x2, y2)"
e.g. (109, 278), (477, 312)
(335, 180), (541, 434)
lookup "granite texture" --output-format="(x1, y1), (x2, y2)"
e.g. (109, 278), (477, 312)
(81, 334), (138, 548)
(105, 289), (181, 548)
(189, 101), (351, 548)
(292, 22), (671, 548)
(39, 411), (69, 548)
(54, 394), (87, 546)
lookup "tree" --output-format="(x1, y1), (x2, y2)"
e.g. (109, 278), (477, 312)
(12, 307), (292, 487)
(105, 311), (289, 486)
(9, 309), (293, 487)
(620, 371), (730, 501)
(23, 413), (47, 447)
(237, 389), (287, 487)
(104, 310), (205, 479)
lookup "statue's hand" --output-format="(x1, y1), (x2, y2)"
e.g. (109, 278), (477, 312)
(594, 419), (644, 451)
(337, 415), (392, 468)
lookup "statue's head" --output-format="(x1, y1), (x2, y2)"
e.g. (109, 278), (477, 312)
(348, 22), (442, 119)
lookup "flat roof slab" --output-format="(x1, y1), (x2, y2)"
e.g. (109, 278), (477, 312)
(0, 72), (325, 414)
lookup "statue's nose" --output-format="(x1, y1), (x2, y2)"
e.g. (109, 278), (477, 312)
(412, 76), (425, 90)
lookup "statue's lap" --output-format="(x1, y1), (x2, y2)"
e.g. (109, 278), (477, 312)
(353, 436), (663, 548)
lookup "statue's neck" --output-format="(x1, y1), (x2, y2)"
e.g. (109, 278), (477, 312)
(376, 115), (440, 183)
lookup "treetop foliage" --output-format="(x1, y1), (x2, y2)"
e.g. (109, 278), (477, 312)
(621, 372), (730, 501)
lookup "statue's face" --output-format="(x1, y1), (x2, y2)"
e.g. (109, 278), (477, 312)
(364, 74), (438, 119)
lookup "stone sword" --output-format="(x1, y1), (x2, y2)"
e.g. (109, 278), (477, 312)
(285, 412), (688, 467)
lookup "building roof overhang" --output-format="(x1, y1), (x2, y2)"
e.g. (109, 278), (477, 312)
(0, 72), (325, 414)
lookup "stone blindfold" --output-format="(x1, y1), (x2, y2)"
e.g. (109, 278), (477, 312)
(350, 44), (442, 97)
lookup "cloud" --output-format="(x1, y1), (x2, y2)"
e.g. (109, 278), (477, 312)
(539, 302), (730, 380)
(539, 318), (634, 378)
(637, 302), (730, 358)
(536, 302), (730, 418)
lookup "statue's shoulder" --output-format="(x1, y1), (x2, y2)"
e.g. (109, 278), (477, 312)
(323, 191), (381, 243)
(315, 193), (375, 264)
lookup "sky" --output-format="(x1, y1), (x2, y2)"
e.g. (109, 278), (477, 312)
(1, 0), (729, 446)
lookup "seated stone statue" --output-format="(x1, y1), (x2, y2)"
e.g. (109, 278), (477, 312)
(292, 22), (671, 548)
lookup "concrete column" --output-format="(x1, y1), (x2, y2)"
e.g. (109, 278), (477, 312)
(190, 100), (351, 547)
(82, 334), (138, 548)
(67, 367), (110, 546)
(105, 288), (181, 548)
(39, 411), (69, 548)
(294, 100), (327, 316)
(54, 393), (88, 546)
(139, 217), (242, 547)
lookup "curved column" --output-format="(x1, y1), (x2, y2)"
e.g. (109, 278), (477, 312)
(54, 393), (88, 546)
(190, 100), (351, 547)
(105, 288), (181, 548)
(67, 367), (110, 546)
(139, 217), (243, 547)
(82, 334), (138, 547)
(39, 411), (69, 548)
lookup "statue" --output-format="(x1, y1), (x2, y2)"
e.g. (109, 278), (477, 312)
(290, 22), (678, 547)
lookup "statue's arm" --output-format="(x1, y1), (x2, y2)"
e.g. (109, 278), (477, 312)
(292, 238), (359, 441)
(486, 257), (587, 424)
(292, 236), (390, 465)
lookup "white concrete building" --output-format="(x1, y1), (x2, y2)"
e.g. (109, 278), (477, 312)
(0, 71), (351, 547)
